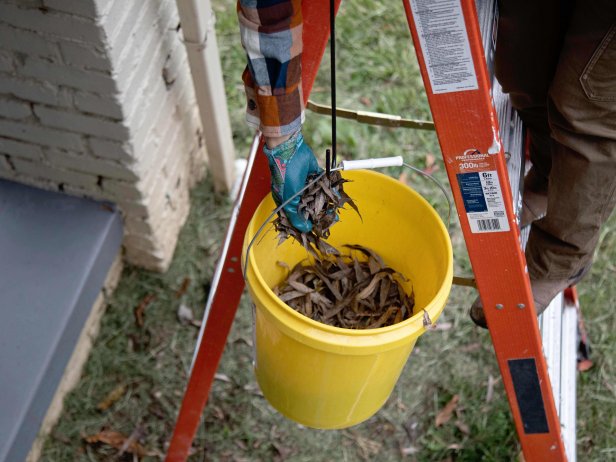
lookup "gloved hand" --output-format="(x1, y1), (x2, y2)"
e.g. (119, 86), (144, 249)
(264, 131), (321, 233)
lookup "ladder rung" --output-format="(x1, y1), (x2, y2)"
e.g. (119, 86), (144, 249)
(306, 100), (435, 131)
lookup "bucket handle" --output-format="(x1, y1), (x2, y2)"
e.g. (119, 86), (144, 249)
(331, 156), (452, 229)
(401, 161), (452, 230)
(242, 158), (453, 280)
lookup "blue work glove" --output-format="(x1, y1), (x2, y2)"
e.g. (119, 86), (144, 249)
(264, 131), (321, 233)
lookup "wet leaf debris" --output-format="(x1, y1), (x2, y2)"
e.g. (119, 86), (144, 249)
(274, 171), (360, 257)
(274, 244), (415, 329)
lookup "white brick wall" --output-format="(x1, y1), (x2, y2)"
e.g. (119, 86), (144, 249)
(0, 23), (61, 59)
(88, 137), (133, 161)
(0, 51), (14, 73)
(33, 105), (130, 140)
(0, 97), (32, 119)
(0, 74), (73, 107)
(0, 138), (43, 160)
(74, 91), (123, 119)
(21, 58), (117, 93)
(0, 0), (208, 271)
(0, 3), (104, 42)
(0, 120), (85, 150)
(0, 154), (13, 173)
(59, 42), (111, 72)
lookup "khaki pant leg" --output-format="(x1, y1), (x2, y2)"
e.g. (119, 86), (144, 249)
(526, 1), (616, 280)
(495, 0), (572, 189)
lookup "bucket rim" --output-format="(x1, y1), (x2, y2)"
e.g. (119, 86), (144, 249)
(244, 170), (453, 346)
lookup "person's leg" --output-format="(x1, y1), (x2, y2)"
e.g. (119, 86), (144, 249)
(494, 0), (573, 194)
(525, 1), (616, 305)
(470, 0), (615, 327)
(469, 1), (564, 326)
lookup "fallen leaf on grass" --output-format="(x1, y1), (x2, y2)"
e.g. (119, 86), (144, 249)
(214, 373), (232, 383)
(402, 418), (420, 443)
(212, 405), (225, 421)
(177, 303), (193, 324)
(51, 430), (70, 444)
(96, 384), (126, 411)
(175, 277), (191, 298)
(460, 342), (481, 353)
(486, 375), (500, 403)
(118, 425), (144, 458)
(272, 441), (294, 461)
(395, 398), (408, 412)
(577, 359), (593, 372)
(129, 329), (151, 352)
(400, 446), (419, 456)
(84, 430), (155, 457)
(455, 419), (471, 435)
(435, 395), (460, 427)
(423, 153), (439, 174)
(243, 382), (263, 396)
(177, 303), (201, 328)
(235, 440), (248, 450)
(148, 401), (166, 420)
(134, 294), (156, 328)
(344, 432), (382, 460)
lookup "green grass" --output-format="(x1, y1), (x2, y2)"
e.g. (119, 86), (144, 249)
(42, 0), (615, 461)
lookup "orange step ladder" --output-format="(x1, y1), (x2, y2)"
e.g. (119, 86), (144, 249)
(165, 1), (576, 460)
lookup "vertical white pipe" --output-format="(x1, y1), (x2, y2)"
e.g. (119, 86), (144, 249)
(176, 0), (235, 192)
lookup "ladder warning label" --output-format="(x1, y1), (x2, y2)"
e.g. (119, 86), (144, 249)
(457, 171), (510, 233)
(410, 0), (478, 94)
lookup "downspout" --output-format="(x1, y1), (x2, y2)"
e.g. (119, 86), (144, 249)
(176, 0), (235, 192)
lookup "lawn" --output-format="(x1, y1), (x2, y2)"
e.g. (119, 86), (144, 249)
(42, 1), (615, 461)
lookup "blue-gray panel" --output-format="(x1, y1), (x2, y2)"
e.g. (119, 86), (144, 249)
(0, 179), (123, 462)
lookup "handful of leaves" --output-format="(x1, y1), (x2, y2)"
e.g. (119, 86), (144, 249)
(273, 171), (360, 257)
(274, 245), (415, 329)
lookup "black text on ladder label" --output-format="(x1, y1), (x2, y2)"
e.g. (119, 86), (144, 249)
(457, 171), (510, 233)
(410, 0), (478, 94)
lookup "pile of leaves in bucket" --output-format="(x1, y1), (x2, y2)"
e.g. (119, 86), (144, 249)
(273, 172), (415, 329)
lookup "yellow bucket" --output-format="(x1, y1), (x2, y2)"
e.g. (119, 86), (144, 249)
(242, 169), (453, 429)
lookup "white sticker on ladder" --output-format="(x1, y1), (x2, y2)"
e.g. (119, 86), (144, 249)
(457, 170), (510, 233)
(410, 0), (479, 94)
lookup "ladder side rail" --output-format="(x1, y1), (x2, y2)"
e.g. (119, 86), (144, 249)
(488, 1), (575, 456)
(165, 138), (270, 462)
(560, 291), (578, 462)
(402, 1), (567, 460)
(540, 295), (564, 415)
(165, 1), (341, 460)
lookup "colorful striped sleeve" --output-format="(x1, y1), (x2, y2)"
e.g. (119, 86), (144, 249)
(237, 0), (304, 137)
